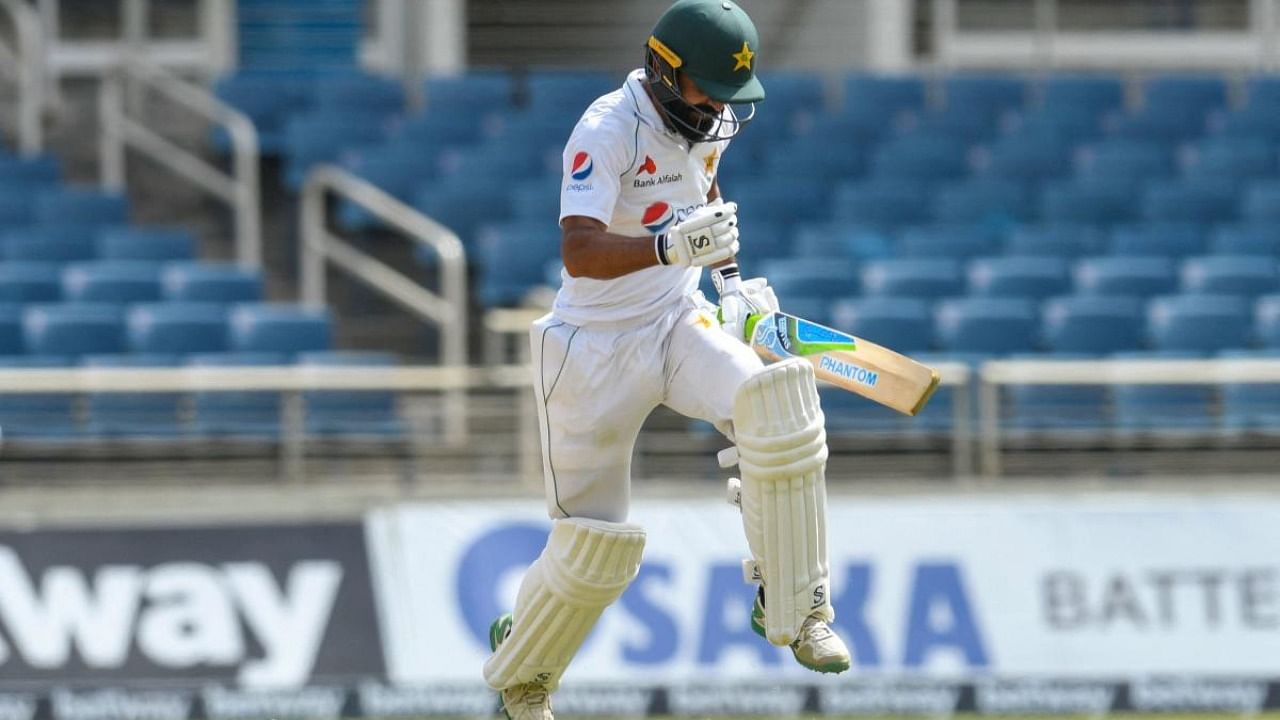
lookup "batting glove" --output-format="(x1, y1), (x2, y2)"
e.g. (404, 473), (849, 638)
(656, 200), (740, 268)
(713, 264), (779, 344)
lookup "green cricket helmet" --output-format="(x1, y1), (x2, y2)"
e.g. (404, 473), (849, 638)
(644, 0), (765, 144)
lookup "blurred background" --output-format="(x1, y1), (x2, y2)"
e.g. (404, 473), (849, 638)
(0, 0), (1279, 717)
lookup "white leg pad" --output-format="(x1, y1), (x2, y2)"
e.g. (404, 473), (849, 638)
(733, 357), (833, 646)
(483, 517), (645, 691)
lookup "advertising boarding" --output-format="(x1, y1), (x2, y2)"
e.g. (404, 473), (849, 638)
(366, 495), (1280, 714)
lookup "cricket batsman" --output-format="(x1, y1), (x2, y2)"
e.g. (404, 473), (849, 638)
(485, 2), (850, 717)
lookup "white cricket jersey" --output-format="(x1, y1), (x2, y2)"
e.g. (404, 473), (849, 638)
(555, 69), (732, 326)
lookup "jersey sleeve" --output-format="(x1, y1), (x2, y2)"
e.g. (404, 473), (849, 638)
(559, 120), (631, 227)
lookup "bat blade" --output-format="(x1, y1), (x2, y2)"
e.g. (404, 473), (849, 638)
(746, 311), (941, 416)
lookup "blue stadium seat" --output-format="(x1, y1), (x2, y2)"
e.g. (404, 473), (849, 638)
(0, 262), (61, 302)
(1244, 75), (1280, 107)
(423, 70), (514, 113)
(1219, 348), (1280, 431)
(1074, 256), (1179, 297)
(1075, 140), (1173, 183)
(725, 177), (829, 228)
(476, 222), (561, 306)
(187, 352), (287, 438)
(0, 304), (23, 355)
(385, 112), (486, 149)
(792, 223), (892, 261)
(1039, 74), (1126, 116)
(829, 297), (933, 353)
(510, 178), (561, 222)
(1106, 106), (1211, 143)
(739, 75), (819, 143)
(1241, 180), (1280, 222)
(35, 189), (129, 228)
(900, 106), (1000, 142)
(968, 256), (1071, 299)
(211, 71), (311, 154)
(1183, 137), (1277, 180)
(1181, 255), (1280, 298)
(414, 177), (514, 245)
(801, 110), (895, 147)
(1112, 350), (1216, 431)
(943, 73), (1028, 117)
(487, 111), (578, 154)
(161, 262), (263, 303)
(1147, 294), (1253, 353)
(842, 74), (926, 117)
(1041, 295), (1145, 354)
(82, 354), (185, 437)
(127, 303), (228, 354)
(283, 112), (389, 189)
(1039, 179), (1137, 226)
(0, 193), (36, 229)
(931, 179), (1033, 225)
(1004, 224), (1106, 258)
(298, 351), (405, 436)
(1208, 104), (1280, 142)
(870, 135), (969, 182)
(24, 303), (126, 357)
(831, 180), (932, 228)
(1108, 223), (1206, 258)
(974, 133), (1073, 184)
(1004, 353), (1110, 431)
(896, 225), (1000, 260)
(1209, 224), (1280, 255)
(732, 220), (787, 264)
(1142, 178), (1238, 225)
(0, 154), (61, 184)
(438, 141), (553, 180)
(0, 355), (79, 437)
(935, 297), (1040, 354)
(860, 258), (963, 299)
(762, 136), (866, 181)
(312, 72), (406, 115)
(1257, 294), (1280, 349)
(336, 147), (442, 230)
(1143, 74), (1228, 112)
(62, 262), (162, 304)
(756, 70), (827, 112)
(0, 227), (95, 263)
(759, 258), (857, 301)
(96, 227), (196, 262)
(1004, 107), (1104, 143)
(525, 70), (615, 113)
(229, 303), (331, 356)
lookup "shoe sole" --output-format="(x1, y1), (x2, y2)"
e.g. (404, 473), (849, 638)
(489, 613), (514, 720)
(752, 598), (851, 674)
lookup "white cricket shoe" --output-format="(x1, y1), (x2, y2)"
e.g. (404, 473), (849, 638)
(750, 588), (851, 674)
(489, 613), (555, 720)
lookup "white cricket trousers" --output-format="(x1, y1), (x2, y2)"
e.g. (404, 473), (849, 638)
(530, 295), (764, 522)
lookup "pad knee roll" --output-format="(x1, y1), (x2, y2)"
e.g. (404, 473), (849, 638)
(733, 358), (832, 646)
(483, 517), (645, 691)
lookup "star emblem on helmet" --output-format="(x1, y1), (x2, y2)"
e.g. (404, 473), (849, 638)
(732, 41), (754, 71)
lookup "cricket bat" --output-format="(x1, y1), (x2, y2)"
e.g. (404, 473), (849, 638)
(743, 311), (941, 416)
